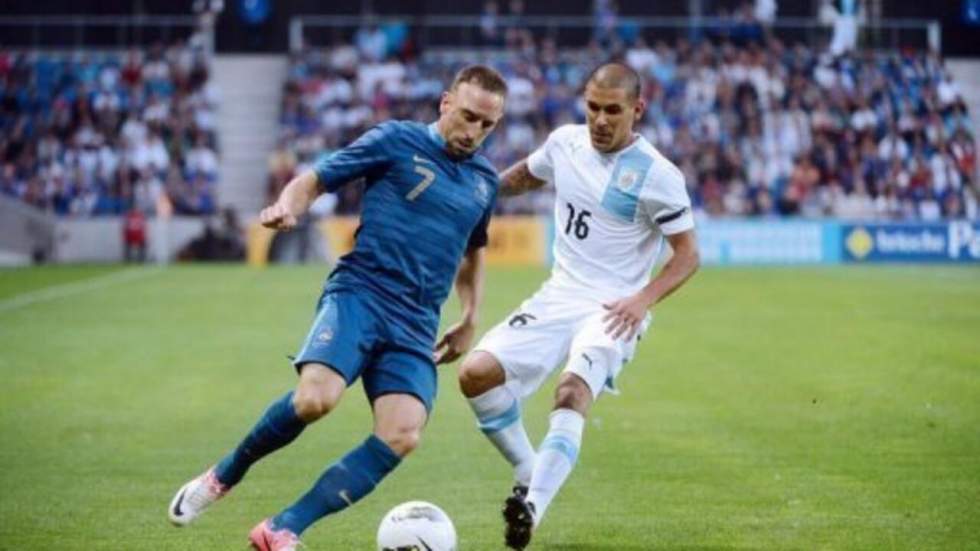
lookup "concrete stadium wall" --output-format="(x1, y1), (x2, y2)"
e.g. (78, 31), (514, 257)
(0, 196), (56, 266)
(51, 217), (209, 263)
(1, 199), (213, 266)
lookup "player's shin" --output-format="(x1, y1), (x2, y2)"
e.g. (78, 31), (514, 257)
(468, 385), (536, 486)
(273, 435), (401, 535)
(526, 408), (584, 525)
(213, 391), (307, 487)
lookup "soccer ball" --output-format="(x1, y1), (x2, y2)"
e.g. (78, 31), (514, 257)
(376, 500), (457, 551)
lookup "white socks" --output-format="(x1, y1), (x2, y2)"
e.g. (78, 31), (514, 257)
(526, 408), (584, 525)
(468, 386), (536, 486)
(470, 389), (588, 526)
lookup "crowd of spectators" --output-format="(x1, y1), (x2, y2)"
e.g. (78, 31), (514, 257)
(0, 37), (220, 217)
(274, 22), (976, 221)
(3, 6), (974, 223)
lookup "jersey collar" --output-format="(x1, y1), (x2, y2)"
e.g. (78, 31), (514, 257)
(428, 121), (475, 161)
(597, 132), (643, 159)
(427, 122), (447, 148)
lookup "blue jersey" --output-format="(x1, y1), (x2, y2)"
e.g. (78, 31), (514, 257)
(313, 121), (499, 334)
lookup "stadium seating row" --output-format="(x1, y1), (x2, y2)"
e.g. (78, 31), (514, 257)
(0, 40), (220, 216)
(276, 36), (975, 221)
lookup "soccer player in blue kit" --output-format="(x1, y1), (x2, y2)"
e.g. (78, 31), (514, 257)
(168, 65), (508, 551)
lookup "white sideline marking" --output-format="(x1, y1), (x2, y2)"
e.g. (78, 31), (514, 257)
(0, 267), (161, 314)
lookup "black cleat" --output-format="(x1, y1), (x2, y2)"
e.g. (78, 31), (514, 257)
(503, 489), (535, 550)
(512, 484), (528, 499)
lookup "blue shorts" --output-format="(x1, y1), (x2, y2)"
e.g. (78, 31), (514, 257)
(293, 289), (438, 412)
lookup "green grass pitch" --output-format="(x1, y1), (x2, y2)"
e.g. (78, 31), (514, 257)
(0, 264), (978, 550)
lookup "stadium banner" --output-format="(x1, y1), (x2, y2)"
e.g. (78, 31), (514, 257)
(247, 216), (548, 266)
(696, 220), (840, 265)
(485, 216), (548, 266)
(318, 217), (361, 259)
(841, 222), (980, 263)
(248, 218), (980, 267)
(246, 223), (275, 266)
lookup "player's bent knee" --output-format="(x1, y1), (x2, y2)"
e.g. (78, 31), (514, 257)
(377, 426), (422, 457)
(293, 363), (346, 422)
(457, 352), (506, 398)
(456, 365), (488, 398)
(292, 391), (335, 422)
(554, 374), (593, 414)
(372, 393), (426, 456)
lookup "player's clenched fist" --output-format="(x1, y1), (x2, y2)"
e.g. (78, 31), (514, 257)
(260, 203), (298, 230)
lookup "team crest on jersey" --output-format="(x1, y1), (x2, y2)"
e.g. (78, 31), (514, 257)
(474, 175), (491, 204)
(617, 169), (640, 191)
(316, 328), (334, 343)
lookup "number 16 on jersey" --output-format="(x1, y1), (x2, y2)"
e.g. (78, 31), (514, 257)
(564, 202), (591, 240)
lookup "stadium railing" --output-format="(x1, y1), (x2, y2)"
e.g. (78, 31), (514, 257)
(0, 15), (213, 54)
(289, 14), (940, 54)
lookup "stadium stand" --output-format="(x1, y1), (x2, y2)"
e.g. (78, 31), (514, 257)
(275, 32), (975, 221)
(0, 38), (220, 217)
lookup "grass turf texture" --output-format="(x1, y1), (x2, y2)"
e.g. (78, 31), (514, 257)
(0, 264), (977, 550)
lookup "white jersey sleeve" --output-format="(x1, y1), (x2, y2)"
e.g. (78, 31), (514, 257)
(527, 125), (577, 183)
(638, 160), (694, 235)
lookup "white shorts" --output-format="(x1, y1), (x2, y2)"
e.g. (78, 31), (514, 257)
(473, 283), (651, 400)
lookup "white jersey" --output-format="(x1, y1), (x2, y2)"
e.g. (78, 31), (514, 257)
(527, 124), (694, 301)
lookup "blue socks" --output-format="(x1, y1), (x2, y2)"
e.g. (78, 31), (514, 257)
(273, 435), (401, 535)
(211, 393), (403, 536)
(214, 392), (307, 487)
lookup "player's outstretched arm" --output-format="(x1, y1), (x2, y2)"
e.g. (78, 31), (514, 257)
(259, 170), (322, 231)
(434, 247), (485, 365)
(642, 229), (700, 305)
(603, 230), (700, 340)
(499, 160), (547, 197)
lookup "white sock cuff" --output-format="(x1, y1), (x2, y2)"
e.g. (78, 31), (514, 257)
(549, 408), (585, 439)
(470, 385), (522, 434)
(468, 385), (516, 417)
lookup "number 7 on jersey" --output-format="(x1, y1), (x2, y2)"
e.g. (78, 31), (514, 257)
(406, 164), (436, 201)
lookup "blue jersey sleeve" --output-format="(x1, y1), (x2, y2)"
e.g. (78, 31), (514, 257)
(313, 122), (396, 192)
(467, 163), (499, 251)
(466, 208), (491, 251)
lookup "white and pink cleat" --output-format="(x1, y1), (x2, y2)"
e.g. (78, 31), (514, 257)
(248, 519), (303, 551)
(168, 467), (230, 526)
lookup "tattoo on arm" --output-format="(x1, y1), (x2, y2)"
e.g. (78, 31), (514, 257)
(500, 161), (547, 197)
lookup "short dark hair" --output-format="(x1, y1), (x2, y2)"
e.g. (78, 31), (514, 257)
(450, 65), (508, 97)
(586, 62), (642, 101)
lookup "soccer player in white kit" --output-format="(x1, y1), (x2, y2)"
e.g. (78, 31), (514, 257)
(457, 63), (701, 549)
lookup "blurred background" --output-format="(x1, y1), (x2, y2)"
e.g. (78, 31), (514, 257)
(1, 4), (978, 550)
(0, 0), (977, 266)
